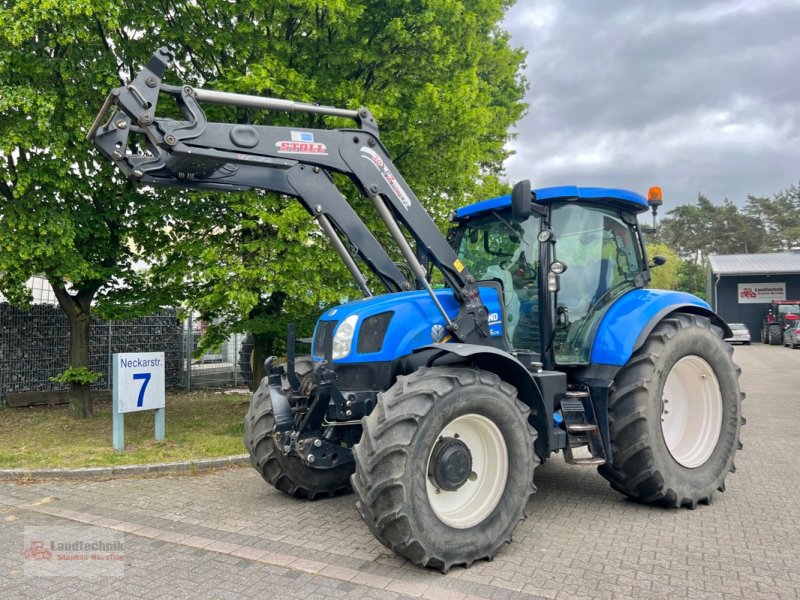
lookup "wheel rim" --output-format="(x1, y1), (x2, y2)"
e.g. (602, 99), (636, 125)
(661, 355), (723, 468)
(426, 413), (508, 529)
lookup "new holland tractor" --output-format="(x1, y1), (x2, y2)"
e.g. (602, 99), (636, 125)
(90, 49), (744, 572)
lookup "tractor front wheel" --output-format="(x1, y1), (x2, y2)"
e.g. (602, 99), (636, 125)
(244, 360), (353, 499)
(352, 367), (537, 572)
(598, 314), (743, 508)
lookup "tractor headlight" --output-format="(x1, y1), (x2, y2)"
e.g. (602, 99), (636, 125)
(332, 315), (359, 359)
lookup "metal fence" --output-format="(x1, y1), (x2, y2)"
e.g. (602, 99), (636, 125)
(183, 317), (252, 390)
(0, 303), (252, 407)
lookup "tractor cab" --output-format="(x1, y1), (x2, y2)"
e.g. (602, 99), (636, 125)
(452, 186), (651, 366)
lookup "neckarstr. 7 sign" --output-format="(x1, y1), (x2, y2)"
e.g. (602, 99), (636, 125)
(115, 352), (165, 413)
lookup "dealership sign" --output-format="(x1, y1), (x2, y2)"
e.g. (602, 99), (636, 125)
(737, 282), (786, 303)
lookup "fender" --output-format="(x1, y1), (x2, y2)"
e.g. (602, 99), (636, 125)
(414, 343), (555, 459)
(590, 289), (732, 367)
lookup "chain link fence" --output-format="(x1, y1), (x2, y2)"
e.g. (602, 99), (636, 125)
(0, 303), (252, 407)
(183, 317), (252, 391)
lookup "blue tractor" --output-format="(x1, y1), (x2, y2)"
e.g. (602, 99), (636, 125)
(91, 49), (744, 572)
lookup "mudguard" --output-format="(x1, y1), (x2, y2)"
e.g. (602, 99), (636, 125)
(414, 343), (553, 459)
(590, 289), (731, 367)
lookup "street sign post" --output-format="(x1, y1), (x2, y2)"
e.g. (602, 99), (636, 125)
(112, 352), (166, 450)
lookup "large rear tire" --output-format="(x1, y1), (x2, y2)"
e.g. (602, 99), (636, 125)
(598, 314), (743, 508)
(766, 323), (783, 345)
(244, 358), (353, 499)
(352, 367), (537, 572)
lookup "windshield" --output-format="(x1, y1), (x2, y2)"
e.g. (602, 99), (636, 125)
(455, 211), (541, 349)
(551, 203), (643, 364)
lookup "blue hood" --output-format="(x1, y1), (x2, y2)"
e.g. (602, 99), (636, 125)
(312, 287), (504, 363)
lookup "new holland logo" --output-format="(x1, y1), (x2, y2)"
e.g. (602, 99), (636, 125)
(431, 324), (446, 343)
(276, 141), (328, 155)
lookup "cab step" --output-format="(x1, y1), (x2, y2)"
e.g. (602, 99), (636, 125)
(560, 390), (607, 467)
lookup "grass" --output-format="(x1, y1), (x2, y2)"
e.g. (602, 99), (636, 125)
(0, 390), (250, 469)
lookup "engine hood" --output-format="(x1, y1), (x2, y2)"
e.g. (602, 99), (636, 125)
(312, 287), (504, 364)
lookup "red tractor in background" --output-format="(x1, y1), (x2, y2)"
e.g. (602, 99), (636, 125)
(762, 300), (800, 344)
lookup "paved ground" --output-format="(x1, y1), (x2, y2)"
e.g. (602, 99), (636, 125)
(2, 344), (799, 600)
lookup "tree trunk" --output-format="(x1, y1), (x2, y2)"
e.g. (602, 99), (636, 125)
(69, 382), (93, 418)
(247, 292), (288, 391)
(66, 309), (93, 418)
(251, 332), (268, 392)
(51, 281), (98, 419)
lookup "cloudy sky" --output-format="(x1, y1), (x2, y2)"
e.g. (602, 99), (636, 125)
(502, 0), (800, 208)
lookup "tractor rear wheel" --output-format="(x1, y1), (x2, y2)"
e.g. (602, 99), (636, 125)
(244, 358), (353, 499)
(352, 367), (537, 572)
(766, 323), (783, 345)
(598, 314), (743, 508)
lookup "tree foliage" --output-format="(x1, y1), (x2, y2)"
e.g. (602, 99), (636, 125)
(645, 243), (680, 291)
(656, 194), (766, 262)
(129, 0), (529, 385)
(745, 184), (800, 251)
(648, 184), (800, 299)
(0, 0), (528, 404)
(0, 2), (162, 417)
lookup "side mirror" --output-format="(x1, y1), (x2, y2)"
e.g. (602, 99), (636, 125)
(511, 179), (532, 221)
(651, 255), (667, 267)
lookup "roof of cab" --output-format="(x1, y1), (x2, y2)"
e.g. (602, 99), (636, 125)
(455, 185), (650, 219)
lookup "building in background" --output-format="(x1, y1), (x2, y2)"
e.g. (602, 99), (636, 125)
(0, 275), (58, 305)
(707, 251), (800, 341)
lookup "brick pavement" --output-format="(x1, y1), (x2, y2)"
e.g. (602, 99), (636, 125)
(2, 344), (799, 599)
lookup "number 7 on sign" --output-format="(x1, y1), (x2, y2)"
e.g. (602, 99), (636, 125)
(133, 373), (152, 408)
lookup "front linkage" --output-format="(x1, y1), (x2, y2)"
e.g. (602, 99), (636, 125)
(263, 326), (371, 472)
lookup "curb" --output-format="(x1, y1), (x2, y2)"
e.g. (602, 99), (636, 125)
(0, 454), (250, 481)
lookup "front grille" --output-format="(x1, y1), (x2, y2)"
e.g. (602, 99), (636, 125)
(313, 320), (338, 358)
(357, 312), (393, 354)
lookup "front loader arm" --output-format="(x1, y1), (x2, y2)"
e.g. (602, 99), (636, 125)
(88, 47), (491, 342)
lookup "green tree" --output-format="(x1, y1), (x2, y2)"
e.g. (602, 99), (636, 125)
(657, 194), (766, 262)
(1, 0), (527, 408)
(645, 243), (680, 291)
(0, 3), (165, 418)
(129, 0), (528, 386)
(746, 183), (800, 251)
(677, 260), (707, 300)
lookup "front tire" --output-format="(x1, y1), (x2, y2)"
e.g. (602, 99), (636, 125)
(244, 359), (353, 499)
(352, 367), (537, 572)
(598, 314), (743, 508)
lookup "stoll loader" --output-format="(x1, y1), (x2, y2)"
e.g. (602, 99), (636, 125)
(89, 48), (744, 572)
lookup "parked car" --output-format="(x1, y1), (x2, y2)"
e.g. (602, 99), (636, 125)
(726, 323), (752, 345)
(784, 321), (800, 349)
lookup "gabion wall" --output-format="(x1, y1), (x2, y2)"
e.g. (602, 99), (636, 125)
(0, 303), (183, 406)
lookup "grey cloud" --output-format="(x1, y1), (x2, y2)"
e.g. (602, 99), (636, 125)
(502, 0), (800, 204)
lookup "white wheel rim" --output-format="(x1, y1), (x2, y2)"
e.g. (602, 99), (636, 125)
(661, 355), (723, 468)
(426, 414), (508, 529)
